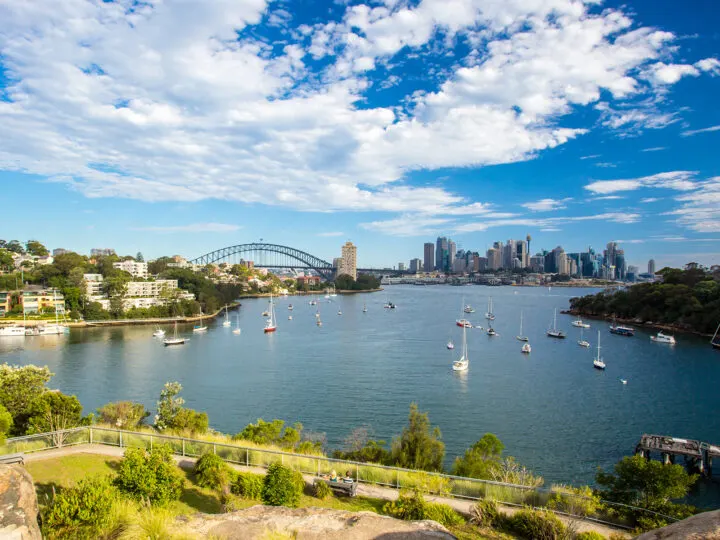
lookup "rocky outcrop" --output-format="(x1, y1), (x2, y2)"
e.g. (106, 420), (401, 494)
(0, 465), (42, 540)
(182, 505), (455, 539)
(635, 509), (720, 540)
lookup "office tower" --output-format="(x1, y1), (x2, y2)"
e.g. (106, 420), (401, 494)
(648, 259), (656, 274)
(410, 258), (422, 273)
(448, 240), (457, 270)
(615, 249), (626, 281)
(340, 241), (357, 280)
(530, 255), (545, 272)
(398, 262), (405, 271)
(503, 240), (515, 269)
(435, 236), (448, 271)
(487, 248), (502, 270)
(423, 243), (435, 272)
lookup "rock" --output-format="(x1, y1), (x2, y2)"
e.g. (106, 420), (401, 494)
(183, 505), (456, 539)
(0, 465), (42, 540)
(635, 509), (720, 540)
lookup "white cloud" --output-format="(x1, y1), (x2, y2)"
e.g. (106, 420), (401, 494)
(595, 162), (617, 168)
(580, 155), (601, 160)
(664, 177), (720, 232)
(682, 125), (720, 137)
(540, 227), (561, 232)
(612, 239), (645, 244)
(316, 231), (345, 237)
(585, 171), (698, 194)
(641, 147), (666, 152)
(131, 223), (241, 233)
(640, 197), (660, 203)
(590, 195), (624, 200)
(0, 0), (712, 227)
(360, 215), (452, 236)
(521, 198), (572, 212)
(453, 211), (640, 234)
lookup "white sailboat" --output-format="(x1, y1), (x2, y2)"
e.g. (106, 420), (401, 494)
(0, 325), (26, 337)
(193, 309), (207, 333)
(516, 310), (528, 342)
(452, 323), (469, 371)
(578, 326), (590, 348)
(485, 297), (495, 320)
(222, 305), (231, 327)
(232, 314), (242, 334)
(163, 321), (185, 346)
(363, 303), (367, 313)
(546, 308), (566, 338)
(264, 294), (277, 333)
(521, 342), (531, 353)
(593, 331), (606, 370)
(27, 290), (68, 336)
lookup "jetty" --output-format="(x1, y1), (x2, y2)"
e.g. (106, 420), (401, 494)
(636, 434), (720, 475)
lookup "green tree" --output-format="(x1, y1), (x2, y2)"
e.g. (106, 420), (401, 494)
(26, 390), (84, 434)
(97, 401), (150, 429)
(136, 252), (144, 262)
(390, 403), (445, 472)
(452, 433), (504, 479)
(52, 252), (89, 275)
(114, 446), (184, 505)
(0, 404), (13, 445)
(0, 364), (53, 435)
(335, 274), (355, 290)
(261, 463), (304, 507)
(155, 382), (184, 431)
(0, 249), (14, 272)
(4, 240), (24, 254)
(596, 454), (698, 509)
(332, 426), (390, 464)
(25, 240), (49, 257)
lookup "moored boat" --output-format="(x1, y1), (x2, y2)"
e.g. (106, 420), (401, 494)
(264, 294), (277, 333)
(164, 322), (185, 346)
(452, 323), (469, 371)
(0, 325), (26, 337)
(456, 319), (472, 328)
(593, 330), (606, 370)
(546, 308), (566, 338)
(650, 331), (676, 345)
(521, 343), (531, 354)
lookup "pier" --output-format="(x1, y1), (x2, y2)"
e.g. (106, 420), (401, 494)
(636, 434), (720, 475)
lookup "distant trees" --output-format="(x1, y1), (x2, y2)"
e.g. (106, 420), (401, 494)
(452, 433), (504, 479)
(334, 273), (380, 291)
(0, 249), (13, 272)
(390, 403), (445, 472)
(25, 240), (49, 257)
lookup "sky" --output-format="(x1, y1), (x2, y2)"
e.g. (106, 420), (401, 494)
(0, 0), (719, 269)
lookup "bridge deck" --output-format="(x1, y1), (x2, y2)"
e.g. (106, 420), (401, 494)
(638, 434), (702, 458)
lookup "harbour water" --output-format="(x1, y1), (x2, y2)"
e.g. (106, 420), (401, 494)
(2, 285), (719, 503)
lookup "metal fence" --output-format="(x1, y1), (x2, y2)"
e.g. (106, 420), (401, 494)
(2, 426), (678, 529)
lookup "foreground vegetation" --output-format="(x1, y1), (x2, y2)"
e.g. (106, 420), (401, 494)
(1, 363), (700, 534)
(570, 264), (720, 334)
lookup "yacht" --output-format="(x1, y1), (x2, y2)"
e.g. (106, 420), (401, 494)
(222, 305), (231, 327)
(609, 320), (634, 336)
(463, 304), (475, 314)
(650, 331), (676, 345)
(571, 319), (590, 328)
(577, 326), (590, 348)
(593, 331), (606, 370)
(384, 301), (396, 309)
(363, 303), (367, 313)
(446, 340), (454, 350)
(546, 308), (566, 338)
(516, 310), (528, 342)
(264, 294), (277, 333)
(288, 304), (293, 311)
(26, 291), (68, 335)
(152, 327), (166, 338)
(486, 325), (497, 336)
(521, 343), (531, 354)
(456, 319), (472, 328)
(163, 322), (185, 346)
(452, 323), (469, 372)
(0, 325), (26, 337)
(484, 297), (495, 320)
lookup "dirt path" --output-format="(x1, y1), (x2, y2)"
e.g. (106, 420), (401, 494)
(25, 445), (628, 538)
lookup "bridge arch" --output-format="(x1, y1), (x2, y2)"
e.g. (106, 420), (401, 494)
(190, 243), (335, 279)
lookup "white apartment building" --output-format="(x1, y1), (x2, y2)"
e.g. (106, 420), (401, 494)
(126, 280), (178, 297)
(113, 260), (148, 278)
(83, 274), (104, 297)
(340, 241), (357, 280)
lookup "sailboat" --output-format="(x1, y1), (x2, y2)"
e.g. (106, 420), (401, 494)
(164, 321), (185, 346)
(711, 322), (720, 350)
(222, 305), (231, 327)
(446, 337), (454, 349)
(546, 308), (566, 338)
(232, 315), (242, 335)
(516, 310), (528, 341)
(578, 326), (590, 348)
(264, 294), (277, 333)
(452, 323), (469, 371)
(193, 309), (207, 333)
(593, 331), (606, 370)
(27, 290), (68, 335)
(330, 285), (337, 297)
(485, 297), (495, 320)
(152, 326), (166, 337)
(521, 342), (531, 353)
(363, 303), (367, 313)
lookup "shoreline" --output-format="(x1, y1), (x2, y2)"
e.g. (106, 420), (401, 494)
(238, 288), (383, 299)
(561, 309), (714, 338)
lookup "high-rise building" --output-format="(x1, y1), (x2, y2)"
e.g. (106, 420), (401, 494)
(340, 241), (357, 280)
(423, 243), (434, 272)
(398, 262), (406, 271)
(435, 237), (448, 271)
(648, 259), (656, 274)
(475, 256), (487, 272)
(503, 240), (515, 269)
(53, 248), (69, 257)
(91, 248), (116, 257)
(530, 255), (545, 272)
(487, 247), (502, 270)
(410, 258), (422, 273)
(615, 249), (626, 281)
(333, 257), (343, 270)
(514, 239), (528, 268)
(448, 240), (457, 271)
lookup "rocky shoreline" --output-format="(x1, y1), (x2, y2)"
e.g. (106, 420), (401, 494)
(561, 309), (713, 338)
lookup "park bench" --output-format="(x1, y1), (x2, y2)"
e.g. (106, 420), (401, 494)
(0, 453), (25, 465)
(314, 477), (358, 497)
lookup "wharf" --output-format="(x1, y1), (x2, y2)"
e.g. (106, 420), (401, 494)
(636, 434), (720, 474)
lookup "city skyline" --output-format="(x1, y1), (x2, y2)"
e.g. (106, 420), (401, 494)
(0, 0), (718, 268)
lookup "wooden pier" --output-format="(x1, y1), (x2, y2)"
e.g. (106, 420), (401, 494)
(636, 434), (720, 475)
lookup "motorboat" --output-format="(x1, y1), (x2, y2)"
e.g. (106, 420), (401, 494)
(288, 304), (293, 311)
(152, 327), (166, 338)
(337, 310), (342, 315)
(456, 319), (472, 328)
(447, 340), (454, 350)
(609, 318), (634, 336)
(546, 309), (566, 338)
(463, 305), (475, 313)
(650, 331), (676, 345)
(593, 331), (606, 370)
(620, 378), (628, 385)
(487, 326), (497, 336)
(571, 319), (590, 328)
(521, 343), (531, 354)
(384, 302), (396, 309)
(452, 323), (469, 371)
(288, 315), (293, 320)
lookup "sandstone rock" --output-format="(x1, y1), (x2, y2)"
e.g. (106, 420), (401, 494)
(183, 505), (456, 539)
(635, 509), (720, 540)
(0, 464), (42, 540)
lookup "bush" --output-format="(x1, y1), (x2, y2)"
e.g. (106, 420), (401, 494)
(114, 446), (184, 505)
(383, 490), (427, 521)
(0, 403), (12, 445)
(506, 508), (566, 540)
(219, 492), (245, 513)
(576, 532), (606, 540)
(97, 401), (149, 430)
(261, 463), (304, 507)
(424, 502), (465, 527)
(194, 452), (231, 490)
(43, 475), (118, 535)
(314, 480), (333, 500)
(471, 499), (502, 527)
(232, 472), (265, 500)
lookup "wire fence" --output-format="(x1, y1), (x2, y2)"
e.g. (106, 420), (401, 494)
(2, 426), (678, 529)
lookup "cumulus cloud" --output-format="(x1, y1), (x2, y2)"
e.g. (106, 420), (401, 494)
(0, 0), (713, 226)
(131, 223), (242, 233)
(664, 177), (720, 232)
(585, 171), (698, 194)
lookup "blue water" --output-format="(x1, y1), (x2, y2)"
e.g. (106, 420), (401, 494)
(2, 285), (719, 504)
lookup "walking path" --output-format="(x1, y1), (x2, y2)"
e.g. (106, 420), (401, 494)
(25, 445), (627, 538)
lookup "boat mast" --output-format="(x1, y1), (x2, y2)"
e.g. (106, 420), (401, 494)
(712, 322), (720, 345)
(520, 310), (523, 335)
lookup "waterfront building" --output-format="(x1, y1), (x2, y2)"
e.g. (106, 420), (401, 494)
(112, 260), (148, 278)
(340, 241), (357, 280)
(296, 275), (321, 287)
(83, 274), (104, 297)
(0, 292), (10, 316)
(90, 248), (116, 257)
(648, 258), (656, 275)
(333, 257), (343, 271)
(20, 289), (65, 314)
(423, 243), (434, 272)
(409, 258), (422, 273)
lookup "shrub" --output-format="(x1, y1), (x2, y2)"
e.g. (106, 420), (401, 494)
(0, 403), (12, 445)
(97, 401), (150, 430)
(194, 452), (230, 490)
(471, 499), (502, 527)
(114, 445), (184, 505)
(220, 492), (245, 513)
(232, 472), (265, 500)
(383, 490), (427, 521)
(548, 484), (601, 518)
(261, 463), (304, 507)
(576, 532), (606, 540)
(507, 508), (566, 540)
(424, 502), (465, 527)
(43, 475), (118, 535)
(314, 480), (333, 500)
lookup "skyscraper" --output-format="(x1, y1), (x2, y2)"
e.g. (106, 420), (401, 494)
(410, 258), (422, 273)
(648, 259), (656, 274)
(435, 237), (448, 271)
(448, 240), (457, 271)
(340, 241), (357, 280)
(423, 243), (434, 272)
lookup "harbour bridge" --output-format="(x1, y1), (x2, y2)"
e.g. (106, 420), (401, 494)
(190, 242), (411, 281)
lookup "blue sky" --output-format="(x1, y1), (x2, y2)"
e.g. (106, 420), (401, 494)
(0, 0), (719, 269)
